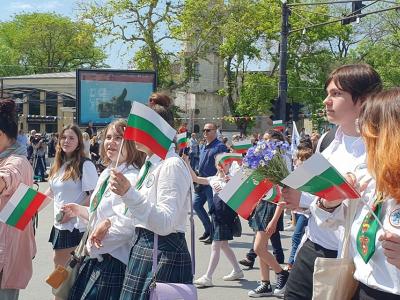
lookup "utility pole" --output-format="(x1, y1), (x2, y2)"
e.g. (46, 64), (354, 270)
(278, 1), (289, 122)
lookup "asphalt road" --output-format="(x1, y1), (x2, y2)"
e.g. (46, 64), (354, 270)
(20, 181), (293, 300)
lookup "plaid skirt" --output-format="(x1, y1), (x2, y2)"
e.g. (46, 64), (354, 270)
(248, 201), (284, 232)
(119, 228), (193, 300)
(212, 216), (234, 241)
(48, 226), (84, 250)
(68, 254), (126, 300)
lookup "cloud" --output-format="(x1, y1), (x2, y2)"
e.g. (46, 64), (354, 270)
(10, 2), (34, 10)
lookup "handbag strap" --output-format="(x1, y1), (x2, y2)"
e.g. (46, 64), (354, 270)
(73, 211), (95, 258)
(152, 162), (196, 277)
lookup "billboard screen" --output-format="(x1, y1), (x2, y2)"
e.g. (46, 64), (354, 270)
(77, 69), (157, 126)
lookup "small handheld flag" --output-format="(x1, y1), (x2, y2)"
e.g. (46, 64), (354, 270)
(281, 153), (360, 201)
(272, 120), (285, 131)
(0, 183), (47, 230)
(231, 140), (252, 154)
(176, 132), (189, 150)
(219, 170), (274, 219)
(215, 153), (243, 166)
(124, 101), (176, 159)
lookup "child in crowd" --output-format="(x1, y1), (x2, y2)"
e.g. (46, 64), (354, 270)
(184, 153), (244, 287)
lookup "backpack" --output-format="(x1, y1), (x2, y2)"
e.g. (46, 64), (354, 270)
(319, 126), (337, 153)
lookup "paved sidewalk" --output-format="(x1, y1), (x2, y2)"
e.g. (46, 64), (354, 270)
(20, 182), (293, 300)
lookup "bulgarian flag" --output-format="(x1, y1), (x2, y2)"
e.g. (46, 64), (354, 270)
(231, 140), (252, 154)
(263, 185), (281, 203)
(219, 170), (274, 219)
(176, 132), (189, 149)
(0, 183), (46, 230)
(216, 153), (243, 166)
(281, 153), (360, 201)
(272, 120), (285, 131)
(124, 101), (176, 159)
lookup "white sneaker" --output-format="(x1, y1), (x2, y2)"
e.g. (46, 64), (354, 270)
(194, 275), (213, 287)
(222, 270), (244, 281)
(285, 224), (295, 231)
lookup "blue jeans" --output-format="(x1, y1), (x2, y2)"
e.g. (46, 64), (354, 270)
(288, 213), (309, 265)
(189, 154), (199, 171)
(246, 230), (285, 264)
(193, 185), (213, 236)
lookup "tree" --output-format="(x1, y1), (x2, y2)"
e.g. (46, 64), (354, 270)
(0, 13), (106, 76)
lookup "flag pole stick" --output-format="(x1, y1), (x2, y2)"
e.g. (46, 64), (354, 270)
(115, 139), (124, 168)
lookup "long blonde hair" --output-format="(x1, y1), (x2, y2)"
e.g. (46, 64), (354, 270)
(49, 125), (86, 181)
(359, 88), (400, 202)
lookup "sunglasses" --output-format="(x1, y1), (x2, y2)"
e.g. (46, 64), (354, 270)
(203, 129), (214, 133)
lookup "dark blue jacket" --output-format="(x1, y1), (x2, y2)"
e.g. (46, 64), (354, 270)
(198, 138), (228, 177)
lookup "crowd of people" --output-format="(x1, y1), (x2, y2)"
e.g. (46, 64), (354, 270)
(0, 63), (399, 300)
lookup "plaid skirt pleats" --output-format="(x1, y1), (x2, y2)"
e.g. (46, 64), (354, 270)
(68, 255), (126, 300)
(48, 226), (84, 250)
(119, 227), (193, 300)
(248, 201), (284, 232)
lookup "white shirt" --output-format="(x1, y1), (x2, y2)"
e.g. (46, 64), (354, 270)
(312, 168), (400, 295)
(122, 148), (193, 236)
(207, 174), (229, 196)
(50, 160), (98, 232)
(87, 163), (139, 265)
(301, 127), (365, 250)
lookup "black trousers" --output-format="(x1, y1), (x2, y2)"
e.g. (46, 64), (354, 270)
(284, 239), (338, 300)
(353, 282), (400, 300)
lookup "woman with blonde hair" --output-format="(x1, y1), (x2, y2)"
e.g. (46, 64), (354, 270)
(46, 125), (98, 285)
(63, 119), (145, 299)
(313, 88), (400, 298)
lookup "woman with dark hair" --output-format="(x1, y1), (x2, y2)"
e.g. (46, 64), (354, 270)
(0, 99), (35, 300)
(283, 64), (383, 299)
(46, 124), (98, 294)
(110, 96), (194, 300)
(313, 88), (400, 298)
(62, 119), (145, 299)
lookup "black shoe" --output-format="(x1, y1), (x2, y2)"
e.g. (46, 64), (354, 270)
(202, 237), (212, 244)
(248, 281), (273, 297)
(198, 232), (210, 241)
(239, 258), (254, 269)
(273, 270), (289, 296)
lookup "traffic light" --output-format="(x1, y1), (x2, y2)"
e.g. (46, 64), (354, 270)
(286, 103), (292, 122)
(342, 1), (365, 25)
(292, 103), (303, 121)
(269, 97), (281, 120)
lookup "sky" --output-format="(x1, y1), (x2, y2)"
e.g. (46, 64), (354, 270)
(0, 0), (133, 69)
(0, 0), (267, 71)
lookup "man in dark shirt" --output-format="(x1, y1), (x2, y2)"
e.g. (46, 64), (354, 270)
(195, 123), (228, 244)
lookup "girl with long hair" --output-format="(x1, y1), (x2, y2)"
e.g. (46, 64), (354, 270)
(62, 119), (145, 299)
(46, 124), (98, 292)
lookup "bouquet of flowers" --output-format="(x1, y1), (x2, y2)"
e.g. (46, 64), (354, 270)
(243, 139), (290, 185)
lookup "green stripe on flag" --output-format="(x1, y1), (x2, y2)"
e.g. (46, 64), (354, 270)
(227, 173), (263, 210)
(300, 167), (344, 194)
(127, 114), (172, 150)
(6, 188), (36, 227)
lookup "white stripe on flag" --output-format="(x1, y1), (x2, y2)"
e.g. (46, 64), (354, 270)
(232, 140), (252, 146)
(291, 121), (300, 153)
(176, 132), (187, 141)
(218, 170), (251, 203)
(0, 183), (30, 222)
(131, 102), (176, 140)
(281, 153), (331, 189)
(273, 120), (283, 125)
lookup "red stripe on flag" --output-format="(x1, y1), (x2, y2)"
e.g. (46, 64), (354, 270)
(14, 192), (46, 230)
(233, 149), (248, 154)
(236, 179), (274, 219)
(124, 127), (169, 159)
(315, 182), (360, 201)
(219, 157), (242, 165)
(178, 142), (188, 149)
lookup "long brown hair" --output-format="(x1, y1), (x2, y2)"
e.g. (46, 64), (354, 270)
(49, 125), (85, 181)
(100, 119), (145, 169)
(359, 88), (400, 202)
